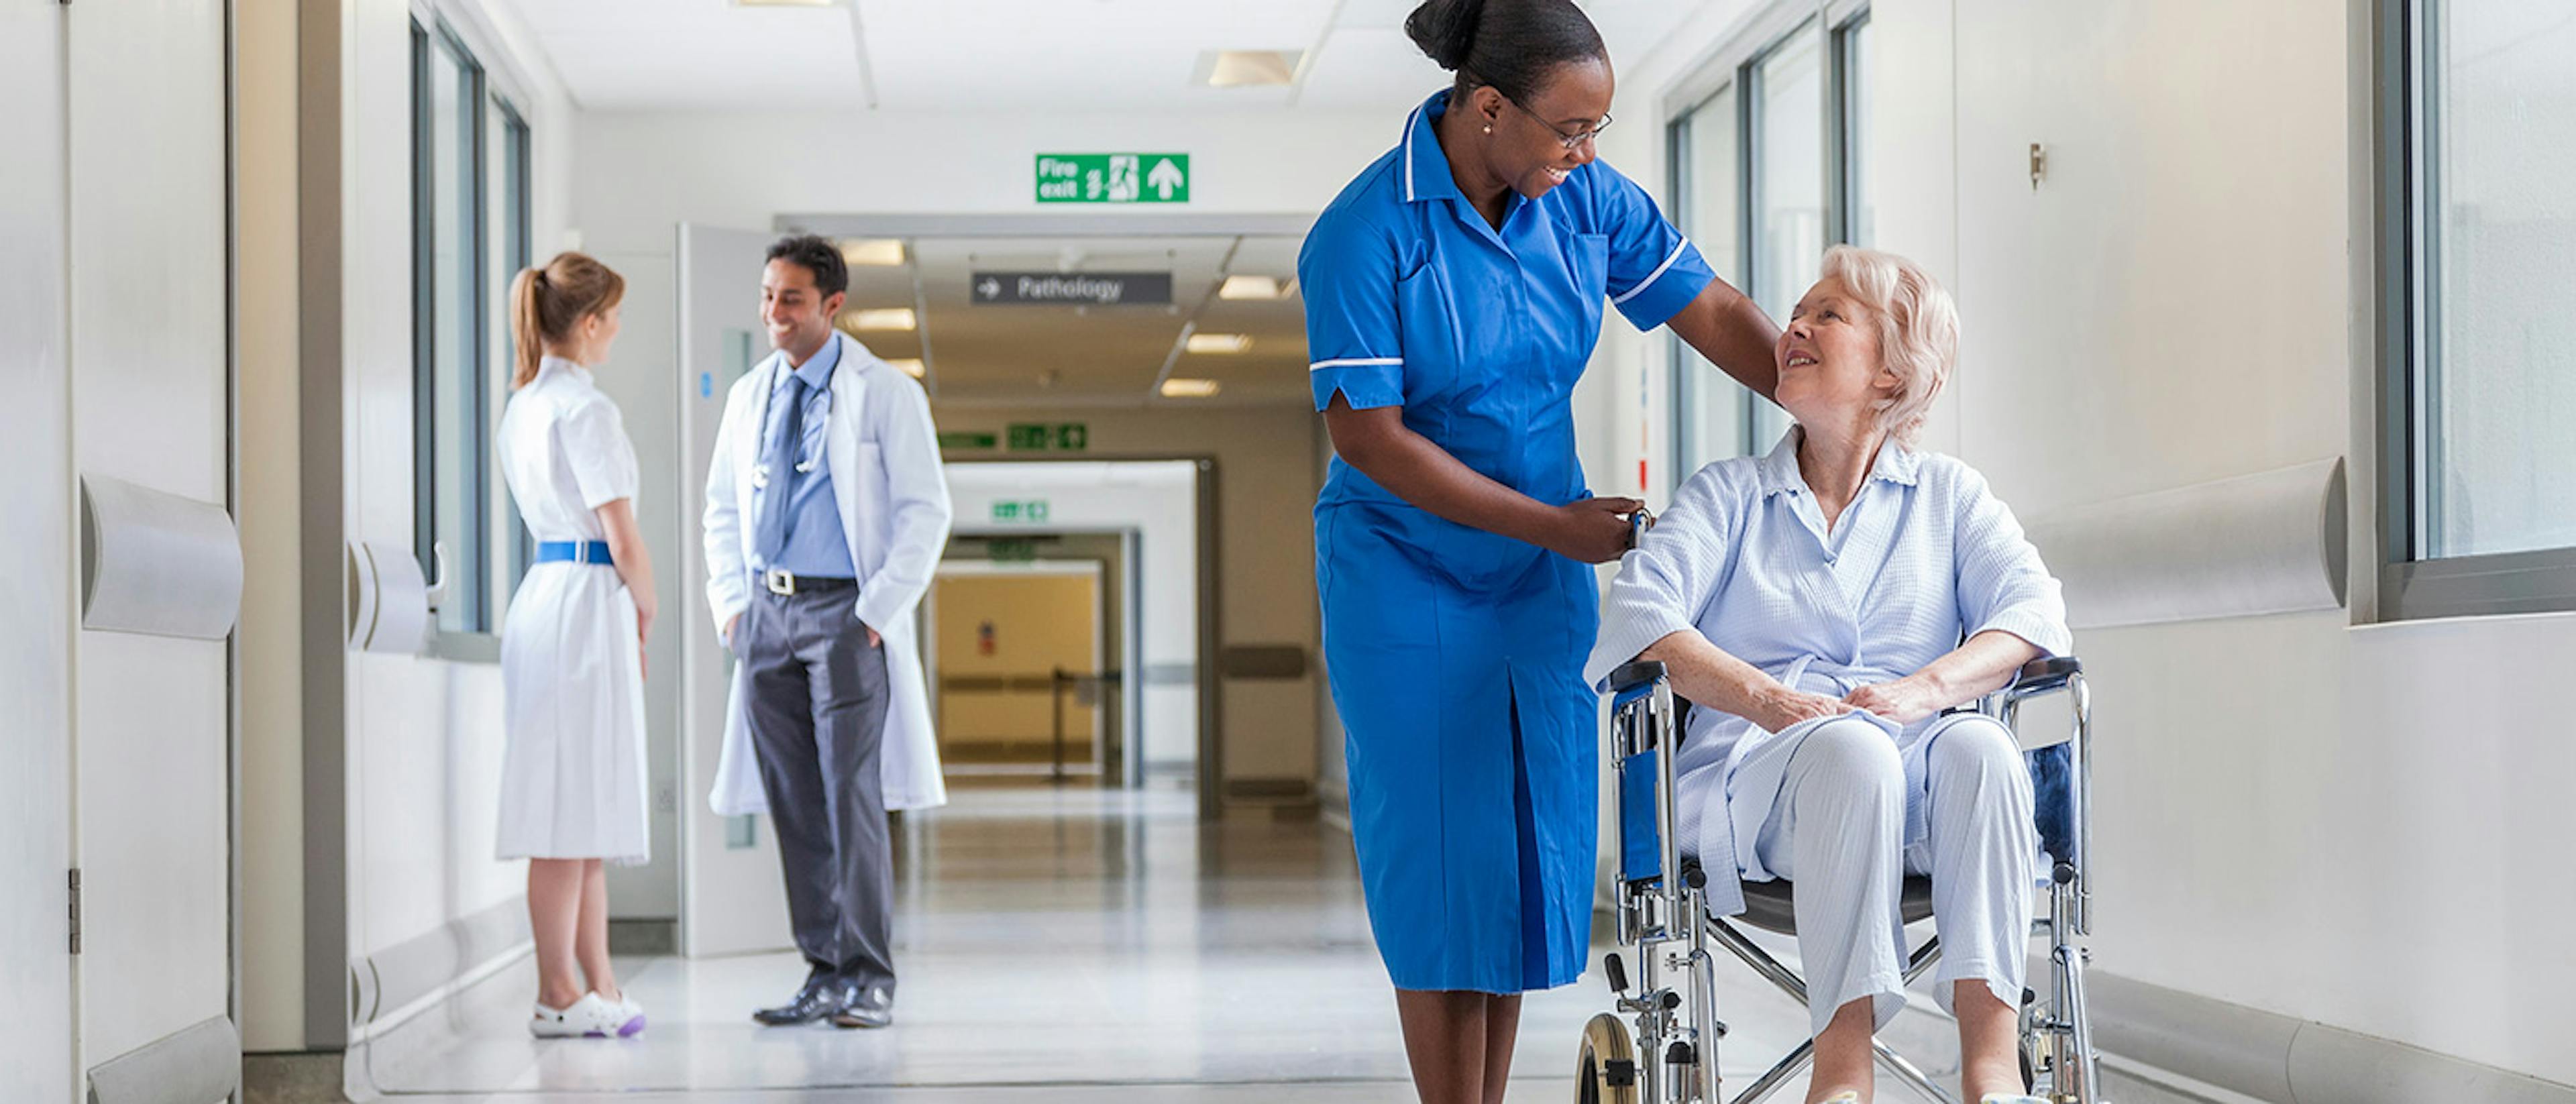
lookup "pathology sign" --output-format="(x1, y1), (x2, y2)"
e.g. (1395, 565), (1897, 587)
(972, 271), (1173, 306)
(1035, 153), (1190, 204)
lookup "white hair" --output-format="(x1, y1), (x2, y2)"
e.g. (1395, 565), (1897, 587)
(1819, 245), (1958, 447)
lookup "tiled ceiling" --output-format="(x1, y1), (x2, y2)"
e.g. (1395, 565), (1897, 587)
(499, 0), (1709, 113)
(830, 234), (1311, 407)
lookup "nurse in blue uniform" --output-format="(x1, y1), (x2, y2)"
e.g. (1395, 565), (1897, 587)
(1302, 2), (1782, 1100)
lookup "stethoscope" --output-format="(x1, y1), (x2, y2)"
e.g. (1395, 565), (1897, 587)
(751, 455), (820, 490)
(751, 386), (828, 490)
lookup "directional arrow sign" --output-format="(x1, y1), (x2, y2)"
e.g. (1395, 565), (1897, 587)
(1036, 153), (1189, 204)
(1147, 158), (1185, 200)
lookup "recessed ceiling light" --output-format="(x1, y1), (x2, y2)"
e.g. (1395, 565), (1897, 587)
(840, 239), (906, 267)
(885, 358), (926, 378)
(1161, 378), (1222, 398)
(1185, 333), (1251, 354)
(1218, 275), (1289, 300)
(1197, 50), (1301, 88)
(843, 308), (916, 332)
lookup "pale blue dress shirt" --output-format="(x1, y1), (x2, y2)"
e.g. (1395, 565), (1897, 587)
(751, 338), (855, 577)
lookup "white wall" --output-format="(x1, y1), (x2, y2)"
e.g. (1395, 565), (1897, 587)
(237, 0), (582, 1053)
(0, 5), (76, 1098)
(344, 0), (585, 1015)
(1588, 0), (2576, 1087)
(66, 0), (234, 1073)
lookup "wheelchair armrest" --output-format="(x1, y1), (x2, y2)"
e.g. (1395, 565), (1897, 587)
(1608, 660), (1668, 695)
(2009, 655), (2082, 696)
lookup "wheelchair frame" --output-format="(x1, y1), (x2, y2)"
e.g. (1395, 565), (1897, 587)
(1579, 656), (2102, 1104)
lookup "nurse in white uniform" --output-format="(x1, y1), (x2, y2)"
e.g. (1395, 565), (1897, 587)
(494, 252), (653, 1040)
(1588, 247), (2070, 1104)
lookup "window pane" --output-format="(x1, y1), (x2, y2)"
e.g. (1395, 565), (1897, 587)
(1843, 19), (1873, 247)
(499, 106), (535, 600)
(423, 34), (486, 632)
(1674, 84), (1747, 475)
(2421, 0), (2576, 559)
(1752, 21), (1825, 452)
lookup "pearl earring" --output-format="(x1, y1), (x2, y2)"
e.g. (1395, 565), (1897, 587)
(1483, 124), (1492, 134)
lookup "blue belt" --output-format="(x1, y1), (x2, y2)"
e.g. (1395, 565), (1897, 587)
(536, 540), (614, 566)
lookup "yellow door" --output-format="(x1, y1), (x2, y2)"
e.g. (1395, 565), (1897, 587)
(932, 568), (1103, 771)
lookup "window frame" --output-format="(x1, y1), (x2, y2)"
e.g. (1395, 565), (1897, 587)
(1663, 1), (1873, 480)
(411, 14), (537, 653)
(2373, 0), (2576, 620)
(498, 102), (535, 600)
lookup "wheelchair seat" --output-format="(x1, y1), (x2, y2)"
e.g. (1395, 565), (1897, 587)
(1735, 875), (1937, 937)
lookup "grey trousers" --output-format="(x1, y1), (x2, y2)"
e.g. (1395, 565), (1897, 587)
(737, 586), (896, 989)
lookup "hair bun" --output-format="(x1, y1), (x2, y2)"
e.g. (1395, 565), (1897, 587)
(1404, 0), (1485, 72)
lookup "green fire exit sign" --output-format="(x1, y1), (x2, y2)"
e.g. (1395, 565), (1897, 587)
(1036, 154), (1189, 204)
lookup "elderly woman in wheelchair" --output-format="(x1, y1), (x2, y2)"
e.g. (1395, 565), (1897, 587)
(1585, 246), (2073, 1104)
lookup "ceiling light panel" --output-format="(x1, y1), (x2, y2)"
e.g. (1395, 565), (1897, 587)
(1196, 49), (1301, 88)
(1185, 333), (1252, 354)
(1160, 378), (1222, 398)
(845, 308), (918, 332)
(1218, 275), (1295, 300)
(840, 239), (907, 266)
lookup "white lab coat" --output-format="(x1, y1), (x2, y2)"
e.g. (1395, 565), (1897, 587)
(704, 331), (952, 814)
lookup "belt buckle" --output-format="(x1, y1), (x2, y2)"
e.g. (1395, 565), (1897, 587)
(763, 567), (796, 596)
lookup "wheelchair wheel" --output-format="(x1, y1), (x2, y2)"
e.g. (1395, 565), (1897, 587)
(1575, 1013), (1639, 1104)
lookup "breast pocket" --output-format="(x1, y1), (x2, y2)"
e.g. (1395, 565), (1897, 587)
(1393, 256), (1459, 405)
(1563, 233), (1611, 379)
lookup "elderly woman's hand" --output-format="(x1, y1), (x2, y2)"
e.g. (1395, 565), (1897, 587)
(1752, 684), (1856, 734)
(1842, 675), (1945, 725)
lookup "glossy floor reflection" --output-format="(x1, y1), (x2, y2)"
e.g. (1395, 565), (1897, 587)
(376, 781), (1948, 1102)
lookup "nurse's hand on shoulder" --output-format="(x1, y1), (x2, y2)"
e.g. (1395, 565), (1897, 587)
(1545, 497), (1646, 563)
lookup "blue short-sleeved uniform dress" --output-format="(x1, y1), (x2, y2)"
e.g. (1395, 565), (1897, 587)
(1303, 90), (1717, 993)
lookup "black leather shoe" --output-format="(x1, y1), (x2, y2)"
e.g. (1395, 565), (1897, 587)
(830, 981), (893, 1029)
(752, 971), (849, 1026)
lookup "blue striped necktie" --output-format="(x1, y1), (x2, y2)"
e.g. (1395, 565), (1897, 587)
(753, 374), (808, 564)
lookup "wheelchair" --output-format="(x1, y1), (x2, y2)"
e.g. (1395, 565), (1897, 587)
(1577, 656), (2103, 1104)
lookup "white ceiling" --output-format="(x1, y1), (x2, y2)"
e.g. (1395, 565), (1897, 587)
(500, 0), (1711, 113)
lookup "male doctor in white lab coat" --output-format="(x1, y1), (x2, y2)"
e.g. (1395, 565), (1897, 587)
(703, 234), (951, 1030)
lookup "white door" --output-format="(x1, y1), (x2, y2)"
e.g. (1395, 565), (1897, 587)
(66, 0), (237, 1085)
(676, 223), (796, 957)
(0, 2), (78, 1099)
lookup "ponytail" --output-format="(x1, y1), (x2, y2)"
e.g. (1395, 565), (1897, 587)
(508, 252), (627, 389)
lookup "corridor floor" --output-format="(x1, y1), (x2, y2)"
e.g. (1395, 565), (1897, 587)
(370, 783), (1952, 1103)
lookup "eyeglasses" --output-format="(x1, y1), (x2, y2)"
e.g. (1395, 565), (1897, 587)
(1505, 95), (1612, 150)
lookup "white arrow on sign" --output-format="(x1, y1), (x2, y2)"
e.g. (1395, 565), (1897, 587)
(1147, 158), (1185, 200)
(977, 277), (1001, 299)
